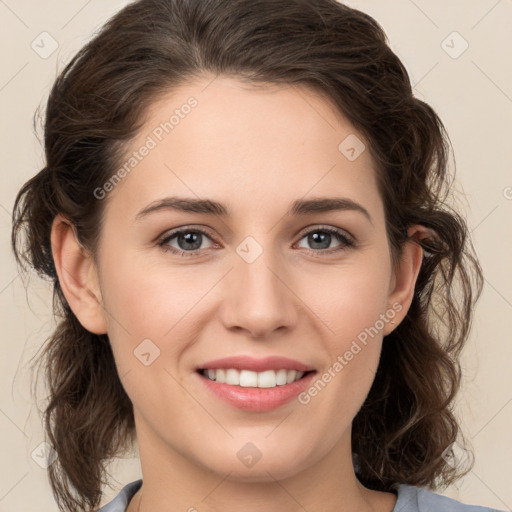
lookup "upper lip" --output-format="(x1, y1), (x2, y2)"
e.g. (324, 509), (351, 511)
(197, 355), (315, 373)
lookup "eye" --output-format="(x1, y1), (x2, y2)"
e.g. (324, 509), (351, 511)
(295, 226), (355, 253)
(158, 227), (217, 256)
(157, 225), (355, 257)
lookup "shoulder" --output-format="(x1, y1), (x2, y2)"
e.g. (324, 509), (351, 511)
(97, 479), (143, 512)
(394, 484), (506, 512)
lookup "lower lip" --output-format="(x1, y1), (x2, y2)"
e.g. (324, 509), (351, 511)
(196, 371), (316, 411)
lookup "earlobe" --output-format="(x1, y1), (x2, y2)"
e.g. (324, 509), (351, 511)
(50, 214), (108, 335)
(383, 225), (430, 336)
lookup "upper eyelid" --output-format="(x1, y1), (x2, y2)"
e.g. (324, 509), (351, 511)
(297, 224), (354, 240)
(160, 225), (218, 243)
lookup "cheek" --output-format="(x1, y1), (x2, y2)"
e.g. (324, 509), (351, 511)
(98, 252), (241, 387)
(98, 255), (202, 367)
(296, 252), (391, 405)
(301, 253), (392, 338)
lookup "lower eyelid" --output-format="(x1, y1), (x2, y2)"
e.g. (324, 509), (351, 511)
(297, 229), (354, 250)
(159, 229), (216, 250)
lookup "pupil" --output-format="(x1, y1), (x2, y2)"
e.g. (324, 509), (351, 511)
(310, 232), (330, 249)
(180, 232), (201, 250)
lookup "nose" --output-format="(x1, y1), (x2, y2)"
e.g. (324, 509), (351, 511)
(218, 243), (299, 339)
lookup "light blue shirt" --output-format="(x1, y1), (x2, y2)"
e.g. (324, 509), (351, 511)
(97, 479), (506, 511)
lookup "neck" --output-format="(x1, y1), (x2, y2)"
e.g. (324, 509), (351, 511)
(128, 416), (396, 512)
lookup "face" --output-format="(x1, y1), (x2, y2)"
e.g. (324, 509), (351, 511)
(90, 75), (409, 482)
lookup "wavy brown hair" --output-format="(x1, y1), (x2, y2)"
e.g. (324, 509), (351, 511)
(11, 0), (483, 511)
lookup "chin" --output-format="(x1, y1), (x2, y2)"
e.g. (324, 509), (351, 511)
(197, 447), (310, 483)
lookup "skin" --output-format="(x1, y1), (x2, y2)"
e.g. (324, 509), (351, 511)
(51, 74), (427, 512)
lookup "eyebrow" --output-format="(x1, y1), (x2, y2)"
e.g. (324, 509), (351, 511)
(135, 196), (372, 224)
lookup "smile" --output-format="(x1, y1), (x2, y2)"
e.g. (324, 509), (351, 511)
(198, 368), (311, 388)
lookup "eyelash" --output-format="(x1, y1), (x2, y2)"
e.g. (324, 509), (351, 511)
(157, 225), (355, 257)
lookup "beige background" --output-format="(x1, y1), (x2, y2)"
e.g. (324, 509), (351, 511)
(1, 1), (511, 510)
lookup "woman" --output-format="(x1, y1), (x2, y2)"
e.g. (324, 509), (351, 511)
(11, 0), (503, 511)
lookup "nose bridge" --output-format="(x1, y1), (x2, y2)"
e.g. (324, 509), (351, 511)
(220, 234), (296, 337)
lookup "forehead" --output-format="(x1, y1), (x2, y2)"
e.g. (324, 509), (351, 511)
(103, 74), (381, 222)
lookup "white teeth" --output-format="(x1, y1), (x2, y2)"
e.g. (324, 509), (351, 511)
(240, 370), (258, 387)
(276, 369), (288, 385)
(257, 370), (276, 388)
(225, 369), (240, 385)
(202, 368), (307, 388)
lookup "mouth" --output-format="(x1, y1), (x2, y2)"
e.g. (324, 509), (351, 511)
(194, 355), (317, 410)
(196, 367), (317, 411)
(197, 368), (316, 389)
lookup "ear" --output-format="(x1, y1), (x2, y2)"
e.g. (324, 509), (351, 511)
(50, 214), (108, 334)
(383, 225), (431, 336)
